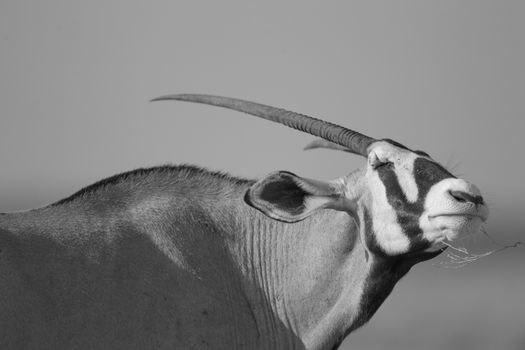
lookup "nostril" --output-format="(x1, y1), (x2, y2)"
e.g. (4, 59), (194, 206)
(449, 190), (484, 205)
(449, 190), (467, 202)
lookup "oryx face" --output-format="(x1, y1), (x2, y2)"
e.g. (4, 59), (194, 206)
(362, 140), (488, 256)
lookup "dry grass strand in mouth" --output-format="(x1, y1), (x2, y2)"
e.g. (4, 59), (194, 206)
(433, 227), (521, 269)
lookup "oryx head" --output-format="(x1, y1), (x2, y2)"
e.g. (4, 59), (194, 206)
(152, 94), (488, 260)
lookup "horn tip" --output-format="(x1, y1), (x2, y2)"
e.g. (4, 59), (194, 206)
(303, 144), (317, 151)
(150, 94), (181, 102)
(303, 140), (323, 151)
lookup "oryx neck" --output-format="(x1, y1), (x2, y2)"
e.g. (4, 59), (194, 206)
(233, 205), (372, 349)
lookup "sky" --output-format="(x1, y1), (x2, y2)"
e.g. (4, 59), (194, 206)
(0, 1), (524, 349)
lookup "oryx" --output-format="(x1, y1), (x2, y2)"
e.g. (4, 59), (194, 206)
(0, 94), (488, 350)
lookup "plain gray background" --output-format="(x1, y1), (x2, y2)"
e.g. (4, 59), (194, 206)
(1, 1), (523, 349)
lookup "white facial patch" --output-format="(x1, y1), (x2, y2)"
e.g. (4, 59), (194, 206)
(419, 178), (488, 244)
(368, 141), (419, 203)
(368, 170), (411, 255)
(394, 154), (419, 203)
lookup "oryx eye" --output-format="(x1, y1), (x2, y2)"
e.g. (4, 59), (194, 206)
(373, 161), (394, 170)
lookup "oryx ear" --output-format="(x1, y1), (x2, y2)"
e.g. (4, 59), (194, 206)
(244, 171), (344, 223)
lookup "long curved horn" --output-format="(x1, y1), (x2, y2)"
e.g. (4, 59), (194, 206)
(151, 94), (376, 156)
